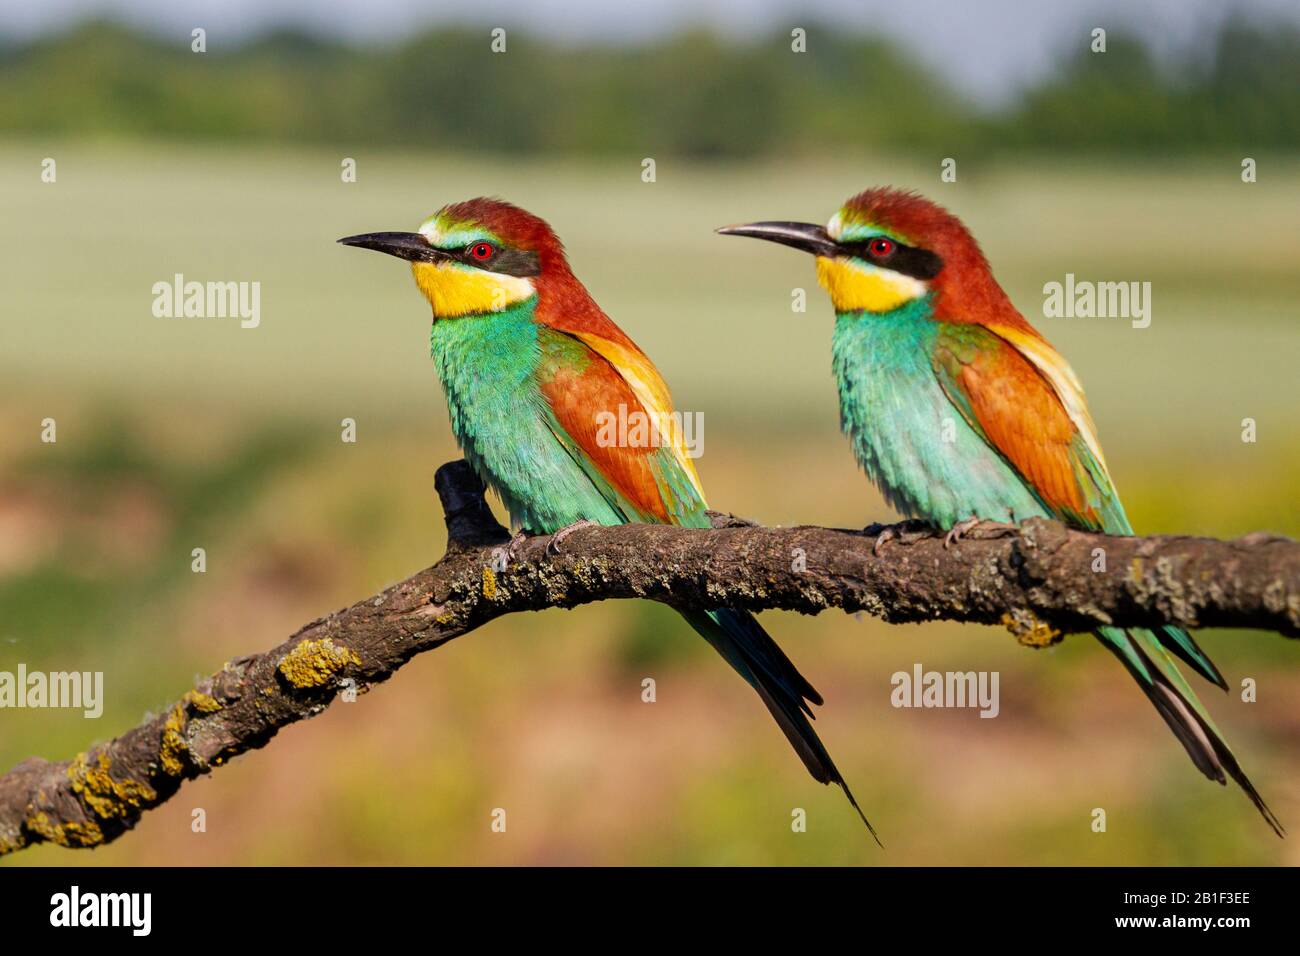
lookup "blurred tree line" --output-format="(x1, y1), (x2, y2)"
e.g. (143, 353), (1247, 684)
(0, 17), (1296, 157)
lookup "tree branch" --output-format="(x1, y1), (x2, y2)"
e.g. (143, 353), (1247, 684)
(2, 459), (1296, 856)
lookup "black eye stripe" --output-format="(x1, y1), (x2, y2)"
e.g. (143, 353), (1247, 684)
(457, 244), (542, 277)
(839, 239), (943, 281)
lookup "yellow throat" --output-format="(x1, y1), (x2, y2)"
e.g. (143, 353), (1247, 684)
(815, 256), (927, 314)
(411, 261), (536, 318)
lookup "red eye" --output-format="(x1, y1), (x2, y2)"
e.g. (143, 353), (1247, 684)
(469, 242), (495, 261)
(868, 238), (895, 257)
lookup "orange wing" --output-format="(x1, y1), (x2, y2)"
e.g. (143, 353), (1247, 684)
(932, 321), (1127, 531)
(534, 326), (706, 526)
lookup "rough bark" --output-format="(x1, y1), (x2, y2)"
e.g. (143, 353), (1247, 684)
(1, 459), (1296, 857)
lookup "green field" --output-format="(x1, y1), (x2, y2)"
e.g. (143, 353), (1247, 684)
(1, 143), (1297, 864)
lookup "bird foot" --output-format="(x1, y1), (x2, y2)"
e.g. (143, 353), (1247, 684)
(487, 530), (533, 571)
(547, 519), (600, 554)
(505, 530), (532, 563)
(864, 519), (933, 556)
(944, 517), (1018, 548)
(944, 516), (981, 549)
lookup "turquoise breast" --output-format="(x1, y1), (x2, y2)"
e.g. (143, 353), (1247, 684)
(831, 299), (1048, 529)
(429, 303), (623, 532)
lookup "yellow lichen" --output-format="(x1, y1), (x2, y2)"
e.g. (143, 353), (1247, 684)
(26, 811), (104, 848)
(0, 830), (26, 855)
(482, 565), (497, 600)
(0, 832), (24, 858)
(1001, 611), (1064, 648)
(159, 700), (189, 776)
(185, 690), (223, 713)
(67, 752), (156, 819)
(277, 637), (361, 689)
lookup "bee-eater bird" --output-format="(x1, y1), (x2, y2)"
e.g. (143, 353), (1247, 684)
(339, 198), (875, 838)
(718, 188), (1282, 836)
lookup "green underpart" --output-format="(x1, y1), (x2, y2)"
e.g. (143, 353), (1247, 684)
(832, 296), (1046, 528)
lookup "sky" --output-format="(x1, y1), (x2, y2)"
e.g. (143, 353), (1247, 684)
(2, 0), (1297, 103)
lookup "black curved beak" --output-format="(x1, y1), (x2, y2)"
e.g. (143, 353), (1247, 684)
(715, 221), (840, 257)
(337, 231), (451, 264)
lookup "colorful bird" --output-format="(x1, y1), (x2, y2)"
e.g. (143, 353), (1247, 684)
(340, 198), (875, 838)
(718, 188), (1282, 836)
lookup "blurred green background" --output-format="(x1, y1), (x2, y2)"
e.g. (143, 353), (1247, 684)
(1, 9), (1298, 865)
